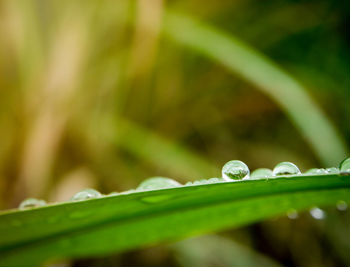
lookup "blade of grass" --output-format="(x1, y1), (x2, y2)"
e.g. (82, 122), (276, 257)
(0, 174), (349, 265)
(113, 117), (219, 179)
(162, 12), (348, 166)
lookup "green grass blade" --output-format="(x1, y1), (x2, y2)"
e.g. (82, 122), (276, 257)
(163, 12), (348, 166)
(0, 174), (349, 266)
(114, 118), (219, 179)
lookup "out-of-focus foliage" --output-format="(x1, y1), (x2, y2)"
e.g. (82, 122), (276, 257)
(0, 0), (349, 266)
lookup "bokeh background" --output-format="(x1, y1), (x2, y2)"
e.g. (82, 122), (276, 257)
(1, 0), (350, 266)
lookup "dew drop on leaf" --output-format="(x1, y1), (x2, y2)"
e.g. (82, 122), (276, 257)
(250, 168), (272, 179)
(71, 188), (102, 201)
(340, 157), (350, 174)
(286, 209), (299, 219)
(272, 162), (301, 176)
(304, 168), (327, 175)
(222, 160), (250, 181)
(19, 198), (47, 209)
(336, 200), (348, 211)
(326, 167), (339, 174)
(119, 189), (136, 195)
(137, 177), (181, 191)
(309, 207), (326, 220)
(207, 178), (222, 183)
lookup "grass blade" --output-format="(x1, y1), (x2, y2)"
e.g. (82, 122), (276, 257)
(0, 174), (349, 265)
(163, 12), (348, 166)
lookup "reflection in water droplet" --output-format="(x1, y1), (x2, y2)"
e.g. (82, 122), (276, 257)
(326, 167), (339, 174)
(287, 209), (299, 219)
(340, 157), (350, 174)
(71, 189), (102, 201)
(304, 168), (328, 175)
(272, 162), (301, 176)
(336, 200), (348, 211)
(222, 160), (250, 181)
(137, 177), (181, 191)
(251, 168), (272, 179)
(19, 198), (47, 209)
(310, 207), (326, 220)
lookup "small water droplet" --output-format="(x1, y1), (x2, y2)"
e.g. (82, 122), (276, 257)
(207, 178), (222, 183)
(119, 189), (136, 195)
(336, 200), (348, 211)
(286, 209), (299, 219)
(310, 207), (326, 220)
(326, 167), (339, 174)
(304, 168), (327, 175)
(222, 160), (250, 181)
(137, 177), (181, 191)
(71, 188), (102, 201)
(272, 162), (301, 176)
(340, 157), (350, 174)
(19, 198), (47, 209)
(251, 168), (272, 179)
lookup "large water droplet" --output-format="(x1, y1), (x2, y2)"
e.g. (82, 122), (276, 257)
(250, 168), (272, 179)
(340, 157), (350, 174)
(137, 177), (181, 191)
(71, 188), (102, 201)
(272, 162), (301, 176)
(19, 198), (47, 209)
(336, 200), (348, 211)
(222, 160), (250, 181)
(310, 207), (326, 220)
(304, 168), (327, 175)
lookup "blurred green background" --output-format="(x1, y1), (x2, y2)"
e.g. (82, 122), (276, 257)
(1, 0), (350, 266)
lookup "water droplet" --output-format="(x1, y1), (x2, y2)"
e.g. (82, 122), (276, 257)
(287, 209), (299, 219)
(310, 207), (326, 220)
(326, 167), (339, 174)
(19, 198), (47, 209)
(272, 162), (301, 176)
(336, 200), (348, 211)
(304, 168), (327, 175)
(137, 177), (181, 191)
(340, 157), (350, 174)
(119, 189), (136, 195)
(207, 178), (222, 183)
(250, 168), (272, 179)
(222, 160), (250, 181)
(71, 188), (102, 201)
(108, 192), (119, 196)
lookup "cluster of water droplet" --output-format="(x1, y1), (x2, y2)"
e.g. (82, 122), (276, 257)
(16, 157), (350, 216)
